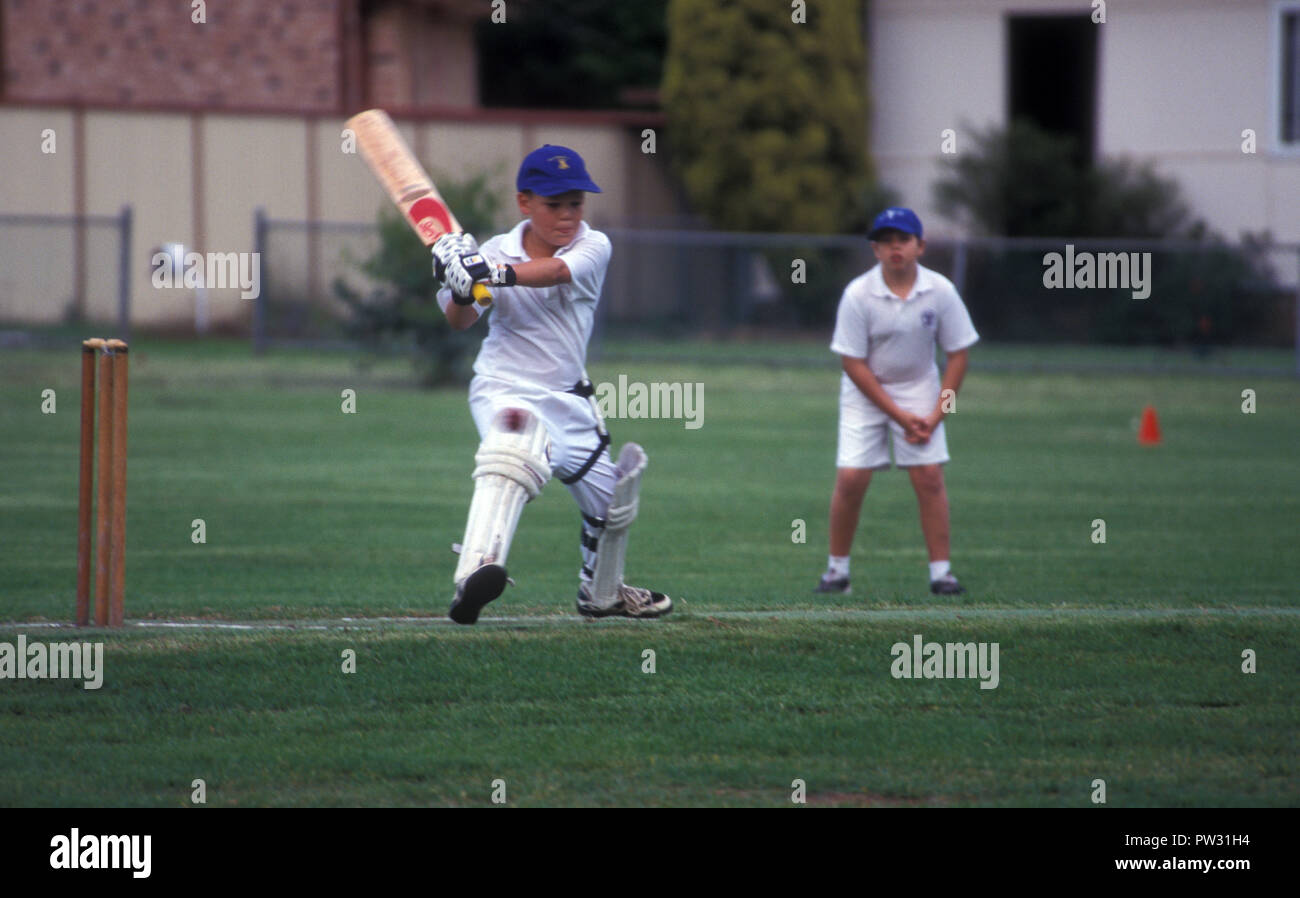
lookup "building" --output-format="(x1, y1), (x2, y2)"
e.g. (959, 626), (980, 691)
(0, 0), (670, 330)
(869, 0), (1299, 242)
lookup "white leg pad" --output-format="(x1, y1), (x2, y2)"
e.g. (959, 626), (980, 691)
(589, 442), (647, 607)
(453, 408), (551, 583)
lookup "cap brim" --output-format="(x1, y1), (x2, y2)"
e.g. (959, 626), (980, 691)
(868, 226), (919, 241)
(530, 179), (602, 196)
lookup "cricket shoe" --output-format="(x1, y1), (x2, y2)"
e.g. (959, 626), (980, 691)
(449, 563), (509, 625)
(576, 582), (673, 619)
(929, 573), (966, 595)
(814, 574), (851, 594)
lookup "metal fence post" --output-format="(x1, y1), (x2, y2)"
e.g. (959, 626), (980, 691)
(953, 238), (968, 300)
(118, 205), (132, 340)
(253, 207), (267, 354)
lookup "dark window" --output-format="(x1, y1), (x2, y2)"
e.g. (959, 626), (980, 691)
(1281, 9), (1300, 143)
(1007, 15), (1099, 165)
(0, 0), (6, 100)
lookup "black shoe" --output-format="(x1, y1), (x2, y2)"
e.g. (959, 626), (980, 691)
(929, 573), (966, 595)
(449, 563), (509, 624)
(814, 574), (851, 594)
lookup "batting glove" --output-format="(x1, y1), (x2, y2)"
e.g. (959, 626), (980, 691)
(444, 252), (487, 303)
(432, 233), (479, 285)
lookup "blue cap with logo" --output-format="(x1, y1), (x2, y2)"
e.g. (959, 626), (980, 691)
(868, 207), (923, 241)
(516, 145), (602, 196)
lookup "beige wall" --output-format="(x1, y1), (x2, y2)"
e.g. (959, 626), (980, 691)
(88, 113), (197, 326)
(870, 0), (1006, 235)
(0, 108), (79, 323)
(869, 0), (1298, 241)
(1, 108), (77, 213)
(0, 106), (666, 328)
(1096, 0), (1286, 241)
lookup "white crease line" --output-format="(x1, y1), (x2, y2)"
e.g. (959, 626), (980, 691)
(3, 606), (1297, 632)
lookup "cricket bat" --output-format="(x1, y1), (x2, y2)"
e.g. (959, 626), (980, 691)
(346, 108), (492, 307)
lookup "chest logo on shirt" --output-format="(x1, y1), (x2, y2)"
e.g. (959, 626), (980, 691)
(920, 309), (936, 329)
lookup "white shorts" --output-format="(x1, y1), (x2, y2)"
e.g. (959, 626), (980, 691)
(468, 375), (606, 478)
(836, 377), (949, 469)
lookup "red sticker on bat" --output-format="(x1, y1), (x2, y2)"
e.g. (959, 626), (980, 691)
(409, 197), (455, 242)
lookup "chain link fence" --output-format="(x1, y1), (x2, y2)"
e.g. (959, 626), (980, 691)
(252, 212), (1300, 372)
(0, 208), (132, 339)
(252, 209), (381, 352)
(602, 230), (1299, 348)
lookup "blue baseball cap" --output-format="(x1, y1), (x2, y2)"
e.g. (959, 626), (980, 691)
(868, 207), (923, 240)
(516, 145), (602, 195)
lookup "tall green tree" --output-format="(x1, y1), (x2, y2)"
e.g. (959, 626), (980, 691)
(662, 0), (872, 232)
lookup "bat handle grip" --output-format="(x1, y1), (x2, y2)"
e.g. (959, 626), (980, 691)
(472, 283), (493, 307)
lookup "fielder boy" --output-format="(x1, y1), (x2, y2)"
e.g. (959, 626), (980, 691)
(431, 145), (672, 624)
(817, 207), (979, 596)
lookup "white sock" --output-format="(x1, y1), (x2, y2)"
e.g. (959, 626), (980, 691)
(929, 560), (951, 582)
(827, 555), (850, 578)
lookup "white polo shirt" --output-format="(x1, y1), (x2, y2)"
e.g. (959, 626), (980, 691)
(830, 262), (979, 410)
(437, 220), (610, 391)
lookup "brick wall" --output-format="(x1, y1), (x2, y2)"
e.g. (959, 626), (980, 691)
(2, 0), (341, 110)
(1, 0), (486, 113)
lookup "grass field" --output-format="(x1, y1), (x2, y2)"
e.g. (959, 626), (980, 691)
(1, 339), (1297, 806)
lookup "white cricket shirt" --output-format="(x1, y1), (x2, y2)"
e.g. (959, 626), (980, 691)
(830, 262), (979, 391)
(437, 220), (610, 391)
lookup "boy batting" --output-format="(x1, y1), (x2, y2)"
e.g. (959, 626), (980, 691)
(816, 207), (979, 597)
(431, 146), (672, 624)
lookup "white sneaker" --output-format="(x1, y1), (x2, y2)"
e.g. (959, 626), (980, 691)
(576, 582), (673, 619)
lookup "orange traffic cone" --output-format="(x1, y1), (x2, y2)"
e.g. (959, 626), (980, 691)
(1138, 405), (1162, 446)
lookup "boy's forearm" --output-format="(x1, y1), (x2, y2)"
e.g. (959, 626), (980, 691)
(842, 356), (908, 422)
(510, 257), (571, 287)
(939, 350), (969, 402)
(931, 349), (970, 420)
(441, 257), (570, 322)
(443, 299), (478, 330)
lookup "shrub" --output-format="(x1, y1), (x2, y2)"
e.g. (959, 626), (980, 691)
(934, 120), (1283, 346)
(333, 170), (501, 386)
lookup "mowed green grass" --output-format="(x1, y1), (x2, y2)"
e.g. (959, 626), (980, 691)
(1, 339), (1297, 806)
(1, 616), (1293, 807)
